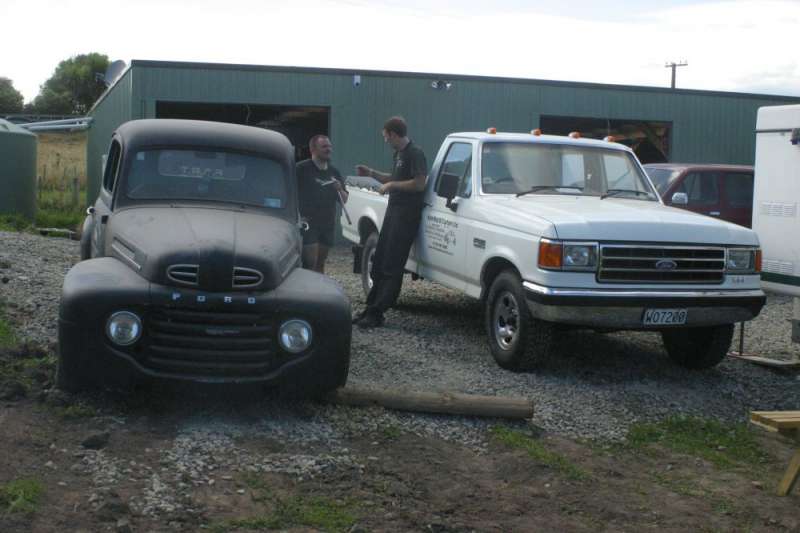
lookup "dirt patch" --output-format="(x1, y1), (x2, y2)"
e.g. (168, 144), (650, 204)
(0, 379), (798, 532)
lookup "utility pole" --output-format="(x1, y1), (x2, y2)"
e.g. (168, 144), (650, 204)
(665, 61), (688, 89)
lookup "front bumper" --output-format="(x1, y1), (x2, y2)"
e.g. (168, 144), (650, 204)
(58, 258), (351, 386)
(523, 282), (766, 329)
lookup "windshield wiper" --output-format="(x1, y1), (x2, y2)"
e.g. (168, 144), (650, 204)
(600, 189), (653, 200)
(516, 185), (583, 198)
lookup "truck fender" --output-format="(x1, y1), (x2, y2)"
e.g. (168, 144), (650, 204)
(479, 251), (522, 301)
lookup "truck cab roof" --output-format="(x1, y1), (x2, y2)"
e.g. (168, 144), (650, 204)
(445, 131), (633, 152)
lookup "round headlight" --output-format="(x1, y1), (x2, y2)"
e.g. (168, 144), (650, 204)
(279, 319), (313, 354)
(106, 311), (142, 346)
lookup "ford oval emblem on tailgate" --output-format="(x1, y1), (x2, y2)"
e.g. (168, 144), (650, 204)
(655, 260), (677, 271)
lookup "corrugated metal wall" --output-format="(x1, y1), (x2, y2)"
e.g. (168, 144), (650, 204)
(86, 68), (136, 201)
(88, 61), (800, 200)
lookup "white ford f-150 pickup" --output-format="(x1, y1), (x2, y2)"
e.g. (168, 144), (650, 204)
(342, 130), (766, 370)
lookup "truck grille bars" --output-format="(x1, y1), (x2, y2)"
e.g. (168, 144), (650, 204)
(598, 245), (725, 284)
(232, 267), (264, 288)
(166, 264), (200, 286)
(166, 265), (264, 289)
(143, 308), (276, 377)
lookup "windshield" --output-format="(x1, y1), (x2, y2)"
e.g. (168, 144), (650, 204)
(481, 142), (657, 200)
(645, 167), (682, 195)
(125, 149), (288, 209)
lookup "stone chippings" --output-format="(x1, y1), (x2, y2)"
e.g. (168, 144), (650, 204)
(3, 228), (800, 462)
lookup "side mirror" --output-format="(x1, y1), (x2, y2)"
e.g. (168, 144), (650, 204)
(436, 172), (460, 205)
(671, 192), (689, 206)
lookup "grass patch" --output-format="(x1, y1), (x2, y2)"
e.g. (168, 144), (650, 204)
(627, 416), (772, 470)
(53, 402), (98, 420)
(211, 496), (358, 533)
(0, 214), (33, 232)
(36, 188), (85, 230)
(0, 478), (44, 514)
(490, 426), (588, 480)
(380, 424), (402, 440)
(0, 310), (16, 349)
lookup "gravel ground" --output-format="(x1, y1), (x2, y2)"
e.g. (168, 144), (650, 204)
(2, 229), (800, 444)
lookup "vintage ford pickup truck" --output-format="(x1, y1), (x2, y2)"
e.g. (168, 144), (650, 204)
(58, 119), (351, 394)
(343, 130), (765, 370)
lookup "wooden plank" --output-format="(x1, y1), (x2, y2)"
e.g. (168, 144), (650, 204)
(751, 412), (800, 429)
(750, 418), (780, 433)
(728, 353), (800, 370)
(777, 448), (800, 496)
(330, 387), (534, 420)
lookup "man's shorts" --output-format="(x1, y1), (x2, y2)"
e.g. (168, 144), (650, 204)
(302, 210), (336, 247)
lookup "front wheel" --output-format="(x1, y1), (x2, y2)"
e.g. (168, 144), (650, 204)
(360, 232), (378, 298)
(661, 324), (734, 369)
(485, 270), (557, 371)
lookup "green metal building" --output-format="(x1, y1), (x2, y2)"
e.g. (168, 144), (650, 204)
(87, 59), (800, 200)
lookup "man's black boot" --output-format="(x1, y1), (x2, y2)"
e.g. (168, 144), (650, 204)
(357, 313), (385, 329)
(352, 309), (368, 324)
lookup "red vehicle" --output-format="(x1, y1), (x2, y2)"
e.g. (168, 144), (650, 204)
(644, 164), (754, 228)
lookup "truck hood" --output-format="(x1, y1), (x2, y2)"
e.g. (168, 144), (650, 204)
(484, 196), (759, 245)
(106, 206), (301, 291)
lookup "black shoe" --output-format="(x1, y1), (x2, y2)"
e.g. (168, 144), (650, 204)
(357, 313), (385, 329)
(352, 309), (368, 324)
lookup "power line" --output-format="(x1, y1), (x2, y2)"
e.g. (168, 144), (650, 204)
(665, 61), (688, 89)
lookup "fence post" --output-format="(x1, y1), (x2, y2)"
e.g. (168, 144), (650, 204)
(72, 172), (79, 208)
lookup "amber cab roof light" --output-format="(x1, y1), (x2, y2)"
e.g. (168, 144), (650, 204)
(531, 128), (542, 136)
(603, 135), (616, 142)
(568, 131), (581, 139)
(486, 127), (497, 134)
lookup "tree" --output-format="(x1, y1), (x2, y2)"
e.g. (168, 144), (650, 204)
(0, 77), (24, 114)
(31, 53), (109, 115)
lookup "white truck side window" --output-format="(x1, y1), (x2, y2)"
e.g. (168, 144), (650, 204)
(436, 142), (472, 197)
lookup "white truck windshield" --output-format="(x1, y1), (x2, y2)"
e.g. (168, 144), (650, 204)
(481, 142), (656, 200)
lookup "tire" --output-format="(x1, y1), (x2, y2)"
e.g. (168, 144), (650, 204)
(661, 324), (734, 370)
(485, 270), (557, 371)
(281, 358), (349, 402)
(360, 232), (378, 298)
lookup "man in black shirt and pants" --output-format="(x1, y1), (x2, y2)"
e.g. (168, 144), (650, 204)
(353, 116), (428, 328)
(296, 135), (348, 273)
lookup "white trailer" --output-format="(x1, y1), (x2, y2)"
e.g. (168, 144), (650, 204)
(753, 104), (800, 342)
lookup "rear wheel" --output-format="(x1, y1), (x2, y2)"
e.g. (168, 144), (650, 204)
(360, 232), (378, 298)
(661, 324), (734, 369)
(485, 270), (557, 371)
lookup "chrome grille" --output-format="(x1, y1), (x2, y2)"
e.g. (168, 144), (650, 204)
(167, 264), (199, 286)
(598, 245), (725, 284)
(144, 308), (276, 377)
(233, 267), (263, 288)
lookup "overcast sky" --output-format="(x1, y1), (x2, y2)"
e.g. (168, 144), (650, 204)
(2, 0), (799, 103)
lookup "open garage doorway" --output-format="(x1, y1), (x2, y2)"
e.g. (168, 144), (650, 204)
(540, 116), (671, 164)
(156, 102), (329, 161)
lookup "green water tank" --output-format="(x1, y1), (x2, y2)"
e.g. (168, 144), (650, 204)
(0, 119), (37, 221)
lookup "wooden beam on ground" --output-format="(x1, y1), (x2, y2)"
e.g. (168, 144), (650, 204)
(777, 449), (800, 496)
(728, 353), (800, 370)
(330, 387), (534, 420)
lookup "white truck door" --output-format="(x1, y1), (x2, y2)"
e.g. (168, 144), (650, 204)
(415, 141), (473, 291)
